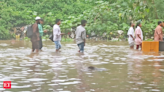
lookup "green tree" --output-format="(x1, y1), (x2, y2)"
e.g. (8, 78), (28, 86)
(0, 0), (164, 40)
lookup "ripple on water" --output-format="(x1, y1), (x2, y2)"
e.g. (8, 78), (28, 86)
(7, 58), (18, 60)
(67, 61), (77, 64)
(48, 84), (58, 86)
(147, 59), (154, 62)
(153, 59), (164, 61)
(17, 81), (30, 83)
(98, 57), (103, 59)
(27, 70), (33, 72)
(101, 62), (109, 64)
(112, 63), (127, 65)
(0, 88), (5, 91)
(59, 76), (67, 78)
(150, 89), (161, 92)
(20, 64), (34, 67)
(91, 62), (102, 65)
(0, 55), (4, 58)
(35, 73), (46, 75)
(51, 80), (66, 82)
(0, 77), (11, 82)
(88, 55), (99, 58)
(43, 70), (49, 72)
(33, 82), (45, 85)
(0, 43), (8, 46)
(104, 59), (110, 61)
(144, 87), (152, 89)
(110, 60), (115, 62)
(34, 69), (42, 71)
(21, 71), (30, 75)
(159, 69), (164, 72)
(59, 81), (81, 85)
(114, 57), (120, 60)
(49, 63), (62, 67)
(57, 89), (63, 91)
(68, 78), (81, 81)
(13, 67), (22, 69)
(153, 64), (161, 67)
(26, 78), (47, 81)
(120, 58), (126, 61)
(52, 68), (63, 70)
(136, 82), (146, 85)
(12, 85), (31, 88)
(5, 67), (13, 70)
(9, 77), (26, 80)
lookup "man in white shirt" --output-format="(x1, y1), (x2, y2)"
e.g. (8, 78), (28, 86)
(127, 23), (135, 49)
(53, 19), (64, 52)
(75, 20), (87, 53)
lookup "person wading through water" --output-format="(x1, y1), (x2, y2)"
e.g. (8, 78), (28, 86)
(135, 22), (143, 50)
(31, 17), (40, 53)
(38, 19), (47, 51)
(53, 19), (65, 52)
(127, 22), (135, 49)
(75, 20), (87, 53)
(154, 21), (163, 41)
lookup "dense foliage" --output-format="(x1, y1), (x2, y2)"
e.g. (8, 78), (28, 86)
(0, 0), (164, 40)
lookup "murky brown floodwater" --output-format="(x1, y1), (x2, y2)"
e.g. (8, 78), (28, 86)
(0, 40), (164, 92)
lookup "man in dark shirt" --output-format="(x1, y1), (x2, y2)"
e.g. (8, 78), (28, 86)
(31, 17), (40, 53)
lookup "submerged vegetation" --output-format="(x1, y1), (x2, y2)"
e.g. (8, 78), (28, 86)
(0, 0), (164, 40)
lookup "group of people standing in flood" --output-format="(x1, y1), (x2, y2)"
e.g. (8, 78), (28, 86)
(52, 19), (87, 53)
(127, 22), (143, 50)
(30, 16), (164, 53)
(127, 21), (164, 50)
(30, 17), (87, 53)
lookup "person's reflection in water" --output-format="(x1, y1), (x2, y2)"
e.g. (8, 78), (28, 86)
(29, 53), (35, 58)
(11, 39), (16, 45)
(127, 51), (142, 91)
(51, 50), (61, 56)
(51, 56), (62, 90)
(152, 57), (162, 91)
(141, 52), (162, 91)
(29, 52), (39, 58)
(75, 54), (90, 92)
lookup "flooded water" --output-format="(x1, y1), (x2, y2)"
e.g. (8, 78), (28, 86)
(0, 40), (164, 92)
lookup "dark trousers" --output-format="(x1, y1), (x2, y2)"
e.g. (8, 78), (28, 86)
(39, 36), (43, 50)
(31, 41), (39, 50)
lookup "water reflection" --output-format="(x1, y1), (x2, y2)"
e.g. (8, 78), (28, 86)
(0, 40), (164, 92)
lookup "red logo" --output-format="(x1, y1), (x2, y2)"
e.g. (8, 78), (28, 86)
(3, 81), (11, 89)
